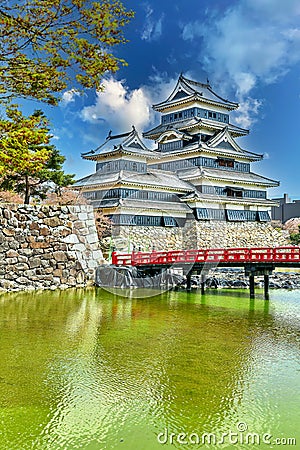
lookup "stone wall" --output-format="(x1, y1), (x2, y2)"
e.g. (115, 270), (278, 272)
(116, 226), (183, 251)
(0, 204), (104, 292)
(183, 221), (290, 249)
(114, 220), (290, 251)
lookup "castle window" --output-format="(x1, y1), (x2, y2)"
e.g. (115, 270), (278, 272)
(218, 158), (234, 168)
(162, 216), (177, 227)
(196, 208), (209, 220)
(227, 210), (257, 221)
(208, 112), (212, 118)
(226, 187), (243, 198)
(257, 211), (270, 222)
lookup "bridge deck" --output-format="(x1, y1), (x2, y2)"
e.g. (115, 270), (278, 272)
(112, 247), (300, 268)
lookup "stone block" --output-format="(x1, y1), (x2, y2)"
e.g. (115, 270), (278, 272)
(76, 272), (85, 284)
(87, 233), (98, 244)
(77, 212), (87, 221)
(53, 251), (67, 262)
(44, 216), (61, 227)
(73, 220), (85, 230)
(6, 257), (18, 264)
(29, 257), (41, 268)
(2, 228), (15, 236)
(63, 234), (79, 244)
(15, 277), (29, 284)
(15, 263), (29, 271)
(66, 251), (77, 261)
(7, 250), (18, 258)
(73, 243), (86, 252)
(40, 226), (50, 236)
(92, 250), (103, 261)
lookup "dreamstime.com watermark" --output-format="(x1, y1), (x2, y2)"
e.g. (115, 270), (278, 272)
(157, 422), (297, 446)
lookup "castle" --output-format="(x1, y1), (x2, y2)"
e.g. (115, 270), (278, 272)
(74, 75), (288, 250)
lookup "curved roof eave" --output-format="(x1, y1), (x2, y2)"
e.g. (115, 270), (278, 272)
(82, 148), (160, 161)
(153, 93), (238, 112)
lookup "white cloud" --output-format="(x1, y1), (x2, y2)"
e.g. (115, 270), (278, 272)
(61, 89), (80, 105)
(81, 78), (152, 133)
(233, 98), (263, 129)
(80, 74), (180, 148)
(181, 0), (300, 126)
(141, 4), (164, 41)
(181, 20), (202, 41)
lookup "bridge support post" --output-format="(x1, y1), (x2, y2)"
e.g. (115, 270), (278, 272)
(249, 275), (255, 299)
(201, 274), (205, 295)
(264, 275), (269, 300)
(186, 273), (192, 292)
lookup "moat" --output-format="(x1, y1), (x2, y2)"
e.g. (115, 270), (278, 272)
(0, 288), (299, 449)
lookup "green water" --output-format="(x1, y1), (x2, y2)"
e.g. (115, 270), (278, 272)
(0, 287), (299, 450)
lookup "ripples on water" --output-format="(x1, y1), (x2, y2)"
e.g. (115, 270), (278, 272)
(0, 288), (299, 449)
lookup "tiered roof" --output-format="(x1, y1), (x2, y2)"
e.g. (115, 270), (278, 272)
(177, 166), (279, 187)
(75, 167), (194, 191)
(152, 74), (239, 111)
(143, 117), (248, 140)
(82, 127), (158, 161)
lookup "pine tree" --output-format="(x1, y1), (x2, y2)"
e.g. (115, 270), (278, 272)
(0, 106), (74, 204)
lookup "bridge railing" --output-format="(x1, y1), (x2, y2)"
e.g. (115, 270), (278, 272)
(273, 247), (300, 261)
(111, 247), (300, 266)
(249, 247), (274, 262)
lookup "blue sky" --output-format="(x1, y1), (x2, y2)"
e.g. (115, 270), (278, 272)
(20, 0), (300, 198)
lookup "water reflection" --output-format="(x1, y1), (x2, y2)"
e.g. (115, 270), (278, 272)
(0, 288), (299, 449)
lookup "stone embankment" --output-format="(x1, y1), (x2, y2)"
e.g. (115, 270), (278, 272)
(191, 269), (300, 290)
(117, 221), (290, 251)
(183, 221), (290, 249)
(0, 204), (104, 292)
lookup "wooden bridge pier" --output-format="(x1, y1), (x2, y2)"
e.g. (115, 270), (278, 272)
(186, 273), (192, 292)
(245, 264), (273, 300)
(264, 274), (270, 300)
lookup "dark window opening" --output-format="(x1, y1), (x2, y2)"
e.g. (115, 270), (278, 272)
(218, 158), (234, 168)
(226, 187), (243, 198)
(162, 216), (177, 227)
(257, 211), (270, 222)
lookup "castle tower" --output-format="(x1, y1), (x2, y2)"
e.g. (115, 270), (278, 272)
(144, 74), (278, 222)
(74, 75), (288, 249)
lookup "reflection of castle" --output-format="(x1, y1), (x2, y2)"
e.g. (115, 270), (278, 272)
(75, 75), (279, 228)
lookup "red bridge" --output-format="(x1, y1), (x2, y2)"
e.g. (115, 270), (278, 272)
(112, 246), (300, 267)
(111, 247), (300, 299)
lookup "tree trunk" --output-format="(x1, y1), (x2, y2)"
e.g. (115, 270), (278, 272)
(24, 175), (30, 204)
